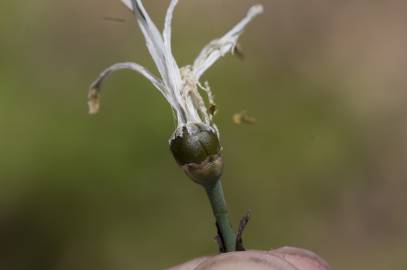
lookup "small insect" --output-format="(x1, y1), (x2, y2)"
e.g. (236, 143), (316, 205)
(233, 111), (256, 125)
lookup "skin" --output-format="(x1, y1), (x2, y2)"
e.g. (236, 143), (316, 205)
(164, 247), (333, 270)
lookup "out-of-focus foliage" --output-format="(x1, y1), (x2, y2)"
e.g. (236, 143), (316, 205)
(0, 1), (406, 270)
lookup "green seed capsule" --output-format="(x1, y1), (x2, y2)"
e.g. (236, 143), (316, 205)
(170, 123), (224, 186)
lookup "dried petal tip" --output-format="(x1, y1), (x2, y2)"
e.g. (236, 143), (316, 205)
(88, 87), (100, 114)
(249, 5), (264, 16)
(170, 123), (224, 186)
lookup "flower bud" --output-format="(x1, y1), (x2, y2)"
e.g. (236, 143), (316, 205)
(170, 123), (224, 186)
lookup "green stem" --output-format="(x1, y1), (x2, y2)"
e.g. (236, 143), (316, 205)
(204, 180), (236, 252)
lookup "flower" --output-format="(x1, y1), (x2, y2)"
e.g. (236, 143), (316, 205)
(88, 0), (263, 185)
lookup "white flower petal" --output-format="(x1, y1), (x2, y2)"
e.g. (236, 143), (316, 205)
(121, 0), (185, 121)
(192, 5), (263, 80)
(120, 0), (168, 80)
(162, 0), (185, 111)
(120, 0), (133, 10)
(88, 62), (176, 114)
(163, 0), (179, 53)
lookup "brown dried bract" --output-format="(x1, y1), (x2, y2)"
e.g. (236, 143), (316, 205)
(233, 111), (256, 125)
(88, 87), (100, 114)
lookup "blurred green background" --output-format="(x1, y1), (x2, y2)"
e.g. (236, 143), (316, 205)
(0, 0), (406, 269)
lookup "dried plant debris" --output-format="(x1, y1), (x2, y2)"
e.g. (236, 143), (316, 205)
(233, 111), (256, 125)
